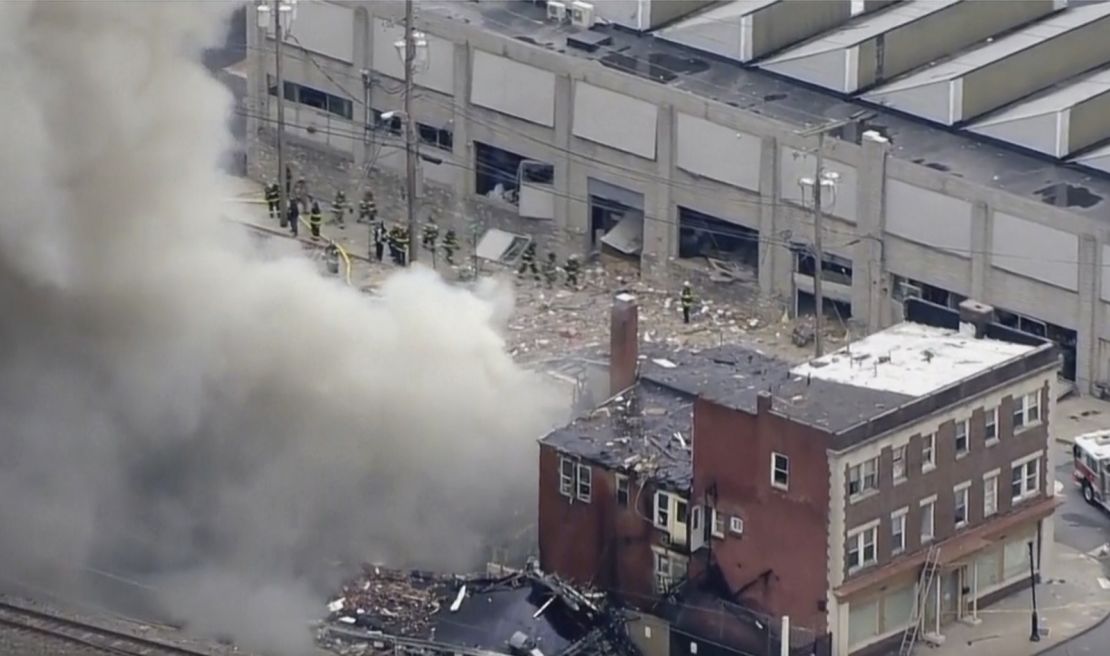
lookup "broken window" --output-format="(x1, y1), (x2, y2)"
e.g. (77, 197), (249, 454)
(677, 207), (759, 274)
(475, 141), (524, 204)
(518, 160), (556, 220)
(996, 308), (1077, 381)
(417, 122), (453, 152)
(559, 457), (574, 497)
(891, 275), (963, 309)
(265, 77), (352, 120)
(654, 491), (669, 528)
(794, 247), (853, 286)
(576, 463), (592, 502)
(616, 474), (629, 507)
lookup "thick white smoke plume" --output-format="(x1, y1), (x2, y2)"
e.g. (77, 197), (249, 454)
(0, 2), (563, 653)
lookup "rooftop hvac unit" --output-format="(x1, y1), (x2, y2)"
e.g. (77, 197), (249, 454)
(547, 1), (567, 22)
(570, 1), (595, 28)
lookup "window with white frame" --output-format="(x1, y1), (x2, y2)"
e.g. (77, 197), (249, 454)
(772, 452), (790, 490)
(711, 509), (725, 538)
(1011, 455), (1041, 503)
(985, 407), (998, 443)
(616, 474), (629, 507)
(559, 457), (575, 497)
(576, 463), (591, 502)
(955, 419), (969, 457)
(654, 491), (670, 528)
(922, 433), (936, 471)
(891, 509), (907, 555)
(954, 482), (970, 529)
(729, 516), (744, 535)
(559, 457), (592, 503)
(920, 498), (935, 543)
(892, 445), (907, 483)
(1013, 391), (1041, 431)
(983, 471), (999, 517)
(848, 457), (879, 498)
(847, 523), (878, 572)
(652, 549), (687, 593)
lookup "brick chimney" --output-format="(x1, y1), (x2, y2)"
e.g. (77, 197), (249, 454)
(610, 293), (639, 396)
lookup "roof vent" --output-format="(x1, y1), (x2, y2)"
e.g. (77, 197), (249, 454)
(958, 299), (995, 339)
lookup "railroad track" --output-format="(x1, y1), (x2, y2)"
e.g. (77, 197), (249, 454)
(0, 599), (219, 656)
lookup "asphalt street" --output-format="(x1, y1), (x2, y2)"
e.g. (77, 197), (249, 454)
(1038, 445), (1110, 656)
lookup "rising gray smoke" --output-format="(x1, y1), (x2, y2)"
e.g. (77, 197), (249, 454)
(0, 2), (563, 653)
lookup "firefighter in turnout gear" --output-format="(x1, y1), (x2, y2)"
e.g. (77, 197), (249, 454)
(325, 243), (341, 276)
(332, 190), (348, 228)
(387, 226), (401, 264)
(681, 282), (695, 324)
(518, 243), (539, 281)
(309, 200), (323, 240)
(265, 182), (279, 219)
(287, 198), (300, 237)
(422, 222), (439, 252)
(443, 229), (458, 266)
(542, 252), (558, 288)
(564, 255), (580, 289)
(373, 221), (386, 262)
(396, 226), (411, 266)
(358, 191), (376, 224)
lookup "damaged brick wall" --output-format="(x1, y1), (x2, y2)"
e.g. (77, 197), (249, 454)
(247, 128), (561, 252)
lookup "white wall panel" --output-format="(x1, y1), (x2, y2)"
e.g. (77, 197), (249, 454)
(992, 212), (1078, 291)
(470, 51), (556, 127)
(1102, 245), (1110, 302)
(371, 18), (454, 95)
(779, 146), (858, 222)
(285, 1), (354, 63)
(885, 180), (972, 256)
(573, 83), (657, 159)
(676, 114), (761, 191)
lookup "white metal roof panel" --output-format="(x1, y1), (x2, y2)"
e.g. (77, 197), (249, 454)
(863, 3), (1110, 124)
(655, 0), (783, 61)
(1072, 142), (1110, 174)
(969, 67), (1110, 157)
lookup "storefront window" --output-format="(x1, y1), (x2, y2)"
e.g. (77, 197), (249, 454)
(883, 584), (915, 632)
(848, 597), (880, 648)
(1003, 535), (1036, 581)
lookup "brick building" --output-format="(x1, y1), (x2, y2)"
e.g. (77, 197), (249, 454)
(538, 296), (1059, 656)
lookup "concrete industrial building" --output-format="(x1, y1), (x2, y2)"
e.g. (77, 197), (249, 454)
(537, 295), (1060, 656)
(245, 0), (1110, 395)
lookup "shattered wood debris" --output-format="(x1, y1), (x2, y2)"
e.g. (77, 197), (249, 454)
(329, 566), (446, 637)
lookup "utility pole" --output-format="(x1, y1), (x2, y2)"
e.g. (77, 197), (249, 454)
(273, 0), (289, 228)
(403, 0), (419, 265)
(811, 132), (827, 357)
(797, 111), (872, 357)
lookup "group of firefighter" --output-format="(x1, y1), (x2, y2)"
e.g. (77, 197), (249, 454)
(263, 180), (697, 312)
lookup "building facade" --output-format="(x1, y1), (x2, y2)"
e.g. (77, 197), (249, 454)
(538, 296), (1059, 655)
(245, 0), (1110, 396)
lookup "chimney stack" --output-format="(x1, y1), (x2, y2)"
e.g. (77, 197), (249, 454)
(958, 299), (995, 339)
(757, 391), (772, 415)
(610, 293), (639, 396)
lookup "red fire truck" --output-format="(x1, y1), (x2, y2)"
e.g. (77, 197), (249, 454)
(1073, 430), (1110, 509)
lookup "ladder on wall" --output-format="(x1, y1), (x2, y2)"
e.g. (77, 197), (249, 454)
(898, 545), (941, 656)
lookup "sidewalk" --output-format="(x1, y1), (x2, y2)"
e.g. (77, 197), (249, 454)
(916, 543), (1109, 656)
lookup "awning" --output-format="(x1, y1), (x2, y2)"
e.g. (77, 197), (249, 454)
(475, 228), (530, 264)
(834, 495), (1060, 599)
(600, 212), (643, 255)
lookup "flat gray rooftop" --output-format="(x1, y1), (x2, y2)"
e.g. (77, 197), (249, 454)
(424, 0), (1110, 215)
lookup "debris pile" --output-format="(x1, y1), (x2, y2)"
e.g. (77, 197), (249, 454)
(328, 566), (447, 637)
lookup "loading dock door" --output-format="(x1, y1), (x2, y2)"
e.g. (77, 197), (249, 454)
(476, 228), (531, 265)
(601, 212), (644, 255)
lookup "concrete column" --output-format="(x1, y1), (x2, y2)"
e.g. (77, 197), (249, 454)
(852, 131), (889, 332)
(642, 104), (675, 281)
(553, 74), (575, 255)
(758, 136), (789, 299)
(451, 44), (472, 230)
(1077, 235), (1098, 393)
(970, 202), (990, 301)
(245, 12), (267, 176)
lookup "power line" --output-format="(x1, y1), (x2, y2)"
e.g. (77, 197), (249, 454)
(240, 107), (1110, 270)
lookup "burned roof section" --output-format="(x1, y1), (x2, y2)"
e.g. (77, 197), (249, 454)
(321, 564), (638, 656)
(541, 378), (694, 491)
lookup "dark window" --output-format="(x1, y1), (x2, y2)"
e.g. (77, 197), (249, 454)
(616, 475), (629, 507)
(475, 141), (525, 202)
(417, 122), (454, 151)
(327, 95), (353, 120)
(298, 85), (328, 111)
(371, 109), (402, 136)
